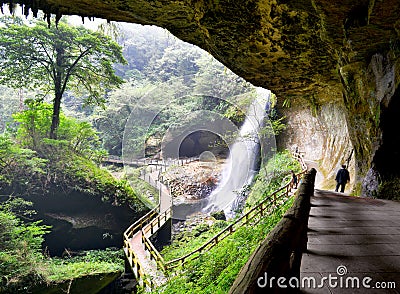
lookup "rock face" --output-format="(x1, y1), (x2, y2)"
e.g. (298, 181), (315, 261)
(3, 0), (400, 198)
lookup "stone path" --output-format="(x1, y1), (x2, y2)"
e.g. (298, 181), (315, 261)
(301, 190), (400, 293)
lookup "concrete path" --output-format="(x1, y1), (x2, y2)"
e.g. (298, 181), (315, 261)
(301, 190), (400, 293)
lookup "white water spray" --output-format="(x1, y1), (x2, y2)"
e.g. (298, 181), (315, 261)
(204, 87), (271, 216)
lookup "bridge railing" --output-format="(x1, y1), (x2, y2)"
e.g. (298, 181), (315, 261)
(164, 157), (308, 269)
(122, 156), (198, 286)
(145, 150), (308, 271)
(141, 207), (173, 272)
(123, 150), (306, 286)
(123, 204), (160, 289)
(103, 155), (199, 168)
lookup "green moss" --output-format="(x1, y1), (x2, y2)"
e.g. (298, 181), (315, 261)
(32, 272), (121, 294)
(378, 178), (400, 200)
(350, 182), (363, 197)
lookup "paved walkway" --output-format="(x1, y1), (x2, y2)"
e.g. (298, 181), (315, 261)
(301, 190), (400, 293)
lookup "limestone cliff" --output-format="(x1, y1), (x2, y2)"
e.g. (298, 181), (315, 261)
(1, 0), (400, 198)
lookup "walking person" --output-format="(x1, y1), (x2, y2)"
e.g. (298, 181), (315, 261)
(290, 170), (298, 189)
(335, 164), (350, 193)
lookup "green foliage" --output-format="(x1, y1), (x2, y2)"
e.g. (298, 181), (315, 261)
(91, 27), (254, 156)
(161, 220), (228, 262)
(122, 167), (158, 208)
(44, 249), (123, 282)
(308, 95), (321, 117)
(260, 108), (287, 137)
(0, 198), (124, 292)
(246, 150), (301, 207)
(12, 100), (52, 148)
(0, 198), (50, 292)
(0, 85), (21, 132)
(378, 177), (400, 201)
(12, 100), (105, 160)
(154, 198), (294, 294)
(0, 134), (47, 194)
(0, 17), (126, 137)
(1, 128), (143, 212)
(282, 97), (291, 108)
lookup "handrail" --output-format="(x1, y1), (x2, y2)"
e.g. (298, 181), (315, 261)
(123, 205), (160, 240)
(103, 156), (199, 167)
(141, 207), (172, 272)
(165, 172), (307, 269)
(124, 239), (154, 289)
(229, 168), (316, 294)
(122, 156), (198, 287)
(163, 150), (308, 269)
(122, 150), (307, 287)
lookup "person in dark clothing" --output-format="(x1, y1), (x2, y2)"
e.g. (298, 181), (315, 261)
(335, 165), (350, 193)
(290, 170), (298, 189)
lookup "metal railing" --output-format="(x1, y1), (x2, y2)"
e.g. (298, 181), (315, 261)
(103, 156), (198, 167)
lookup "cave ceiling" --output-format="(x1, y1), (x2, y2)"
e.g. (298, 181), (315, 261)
(1, 0), (400, 102)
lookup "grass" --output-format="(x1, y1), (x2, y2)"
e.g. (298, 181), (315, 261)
(245, 150), (301, 207)
(154, 197), (294, 294)
(43, 249), (124, 282)
(161, 221), (228, 262)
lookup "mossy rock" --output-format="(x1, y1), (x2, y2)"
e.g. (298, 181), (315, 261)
(31, 271), (122, 294)
(378, 178), (400, 201)
(211, 210), (226, 221)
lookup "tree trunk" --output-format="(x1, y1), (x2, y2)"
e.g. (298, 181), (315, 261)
(50, 46), (65, 140)
(50, 92), (62, 139)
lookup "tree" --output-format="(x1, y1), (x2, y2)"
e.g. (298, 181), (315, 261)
(0, 18), (126, 139)
(12, 100), (104, 160)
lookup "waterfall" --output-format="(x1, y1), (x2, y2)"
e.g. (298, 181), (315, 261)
(204, 87), (271, 216)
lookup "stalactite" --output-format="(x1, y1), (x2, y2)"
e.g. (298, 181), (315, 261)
(8, 1), (14, 14)
(31, 0), (38, 18)
(46, 11), (50, 27)
(23, 3), (30, 18)
(32, 6), (38, 18)
(55, 9), (62, 27)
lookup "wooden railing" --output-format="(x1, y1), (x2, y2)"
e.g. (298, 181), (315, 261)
(142, 207), (173, 272)
(165, 152), (307, 269)
(123, 204), (160, 289)
(122, 150), (307, 287)
(229, 168), (316, 294)
(122, 156), (198, 287)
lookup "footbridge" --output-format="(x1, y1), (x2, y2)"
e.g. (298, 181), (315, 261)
(104, 152), (308, 290)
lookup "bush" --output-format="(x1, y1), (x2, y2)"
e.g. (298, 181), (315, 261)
(246, 150), (301, 207)
(0, 134), (47, 195)
(0, 198), (50, 292)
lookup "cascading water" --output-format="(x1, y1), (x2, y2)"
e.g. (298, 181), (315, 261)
(204, 87), (271, 216)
